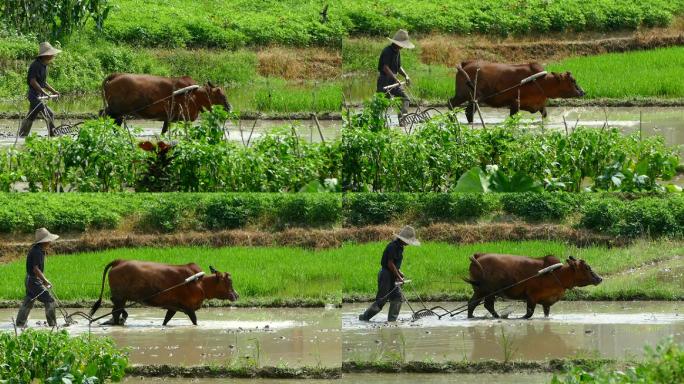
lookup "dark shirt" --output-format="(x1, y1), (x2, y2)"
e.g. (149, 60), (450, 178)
(26, 244), (45, 278)
(377, 44), (401, 90)
(380, 239), (404, 270)
(27, 59), (47, 101)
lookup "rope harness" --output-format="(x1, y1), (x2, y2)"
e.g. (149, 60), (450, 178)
(394, 263), (564, 321)
(29, 271), (206, 326)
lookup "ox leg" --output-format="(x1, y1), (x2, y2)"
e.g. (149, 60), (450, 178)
(483, 296), (499, 318)
(185, 310), (198, 326)
(465, 102), (475, 123)
(522, 300), (536, 319)
(543, 304), (551, 317)
(104, 298), (127, 326)
(467, 292), (482, 319)
(163, 310), (177, 326)
(161, 121), (170, 135)
(541, 106), (548, 119)
(509, 105), (520, 117)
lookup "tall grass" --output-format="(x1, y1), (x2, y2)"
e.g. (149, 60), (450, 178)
(547, 47), (684, 99)
(0, 240), (681, 304)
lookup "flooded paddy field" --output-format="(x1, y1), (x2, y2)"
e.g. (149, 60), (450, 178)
(0, 306), (341, 368)
(0, 116), (342, 146)
(343, 301), (683, 362)
(2, 107), (684, 148)
(123, 372), (551, 383)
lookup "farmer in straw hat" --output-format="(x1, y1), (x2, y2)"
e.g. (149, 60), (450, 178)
(15, 228), (60, 327)
(359, 225), (420, 322)
(377, 29), (415, 122)
(19, 42), (62, 137)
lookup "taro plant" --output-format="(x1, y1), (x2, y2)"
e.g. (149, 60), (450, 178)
(63, 118), (141, 192)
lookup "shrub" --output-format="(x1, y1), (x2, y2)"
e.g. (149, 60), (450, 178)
(615, 198), (677, 237)
(204, 194), (265, 230)
(501, 192), (575, 222)
(136, 195), (202, 233)
(343, 193), (413, 226)
(420, 193), (500, 223)
(274, 194), (342, 228)
(580, 197), (626, 232)
(0, 329), (127, 383)
(552, 338), (683, 383)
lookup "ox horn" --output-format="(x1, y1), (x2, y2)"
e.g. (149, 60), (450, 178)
(209, 265), (218, 273)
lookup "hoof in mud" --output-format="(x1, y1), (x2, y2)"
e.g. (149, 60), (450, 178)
(100, 318), (126, 326)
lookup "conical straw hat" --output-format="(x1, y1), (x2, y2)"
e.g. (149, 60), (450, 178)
(394, 225), (420, 246)
(387, 29), (415, 49)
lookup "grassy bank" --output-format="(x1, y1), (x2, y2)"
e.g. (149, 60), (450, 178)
(344, 43), (684, 104)
(0, 240), (680, 305)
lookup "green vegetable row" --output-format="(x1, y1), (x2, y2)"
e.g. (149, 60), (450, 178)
(2, 192), (684, 239)
(89, 0), (684, 47)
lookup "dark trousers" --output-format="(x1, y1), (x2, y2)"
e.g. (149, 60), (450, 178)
(359, 268), (403, 321)
(15, 277), (56, 327)
(377, 76), (410, 117)
(19, 99), (55, 137)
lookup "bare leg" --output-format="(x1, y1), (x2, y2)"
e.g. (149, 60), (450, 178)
(163, 310), (177, 326)
(483, 296), (499, 318)
(15, 297), (34, 327)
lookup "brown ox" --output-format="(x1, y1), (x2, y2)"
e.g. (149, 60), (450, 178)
(89, 260), (239, 326)
(448, 61), (585, 123)
(465, 254), (601, 319)
(101, 73), (232, 134)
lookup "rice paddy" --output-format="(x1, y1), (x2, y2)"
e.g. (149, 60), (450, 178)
(0, 240), (681, 305)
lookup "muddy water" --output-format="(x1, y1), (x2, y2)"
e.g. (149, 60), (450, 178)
(0, 307), (341, 368)
(0, 116), (341, 147)
(123, 373), (552, 383)
(343, 301), (683, 362)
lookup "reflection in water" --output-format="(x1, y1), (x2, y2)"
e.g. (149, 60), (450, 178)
(0, 307), (341, 368)
(342, 301), (684, 362)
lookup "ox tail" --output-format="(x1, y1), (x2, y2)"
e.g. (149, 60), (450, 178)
(89, 260), (118, 317)
(456, 64), (475, 90)
(463, 254), (485, 286)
